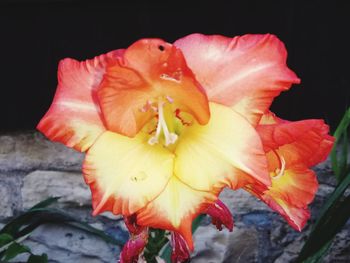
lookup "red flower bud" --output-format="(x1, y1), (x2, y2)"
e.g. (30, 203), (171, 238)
(120, 215), (148, 263)
(170, 232), (190, 263)
(206, 199), (233, 231)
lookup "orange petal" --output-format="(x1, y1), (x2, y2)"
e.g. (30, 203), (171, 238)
(97, 39), (209, 137)
(137, 177), (218, 251)
(174, 102), (270, 192)
(174, 33), (300, 126)
(83, 131), (174, 216)
(268, 166), (318, 208)
(37, 50), (122, 152)
(263, 195), (310, 231)
(257, 117), (334, 166)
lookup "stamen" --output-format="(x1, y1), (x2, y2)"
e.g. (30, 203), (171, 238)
(273, 154), (286, 180)
(148, 100), (178, 146)
(166, 95), (174, 104)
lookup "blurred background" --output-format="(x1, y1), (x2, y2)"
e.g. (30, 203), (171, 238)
(0, 0), (349, 130)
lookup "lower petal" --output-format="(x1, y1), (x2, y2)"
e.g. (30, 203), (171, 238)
(83, 131), (174, 216)
(263, 195), (310, 231)
(136, 177), (218, 251)
(269, 167), (318, 208)
(174, 102), (270, 192)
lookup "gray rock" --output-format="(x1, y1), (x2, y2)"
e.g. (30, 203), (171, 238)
(12, 224), (119, 263)
(192, 225), (232, 263)
(273, 235), (306, 263)
(321, 228), (350, 263)
(192, 226), (259, 263)
(0, 174), (23, 218)
(223, 228), (259, 263)
(0, 132), (83, 172)
(21, 170), (91, 209)
(219, 188), (269, 216)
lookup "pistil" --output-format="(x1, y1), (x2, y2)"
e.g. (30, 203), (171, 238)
(148, 100), (178, 146)
(271, 149), (286, 180)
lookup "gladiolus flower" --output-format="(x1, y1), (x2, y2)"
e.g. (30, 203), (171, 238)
(37, 33), (330, 261)
(245, 112), (334, 230)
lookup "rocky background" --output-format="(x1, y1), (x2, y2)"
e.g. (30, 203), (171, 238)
(0, 132), (349, 263)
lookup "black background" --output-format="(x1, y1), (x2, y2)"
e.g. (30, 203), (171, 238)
(0, 0), (349, 131)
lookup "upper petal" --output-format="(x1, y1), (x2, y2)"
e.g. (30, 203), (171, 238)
(137, 176), (217, 251)
(97, 39), (210, 137)
(174, 33), (300, 126)
(174, 102), (270, 192)
(257, 116), (334, 166)
(83, 131), (174, 216)
(37, 50), (123, 152)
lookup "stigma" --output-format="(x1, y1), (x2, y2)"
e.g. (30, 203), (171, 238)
(148, 99), (178, 146)
(270, 149), (286, 179)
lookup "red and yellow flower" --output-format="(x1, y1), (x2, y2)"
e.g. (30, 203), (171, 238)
(37, 33), (332, 262)
(245, 112), (334, 230)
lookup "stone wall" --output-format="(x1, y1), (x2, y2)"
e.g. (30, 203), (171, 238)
(0, 132), (349, 263)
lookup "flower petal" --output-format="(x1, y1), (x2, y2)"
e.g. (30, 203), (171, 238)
(174, 33), (300, 126)
(174, 102), (270, 192)
(269, 166), (318, 208)
(257, 117), (334, 166)
(263, 195), (310, 231)
(37, 50), (123, 152)
(137, 177), (217, 251)
(245, 165), (316, 231)
(97, 39), (209, 137)
(83, 131), (174, 216)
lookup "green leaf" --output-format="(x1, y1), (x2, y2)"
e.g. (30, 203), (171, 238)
(0, 208), (123, 247)
(331, 107), (350, 181)
(144, 229), (169, 263)
(29, 197), (60, 211)
(302, 240), (332, 263)
(2, 242), (30, 261)
(296, 171), (350, 262)
(338, 129), (348, 181)
(192, 214), (206, 233)
(0, 233), (13, 247)
(27, 253), (48, 263)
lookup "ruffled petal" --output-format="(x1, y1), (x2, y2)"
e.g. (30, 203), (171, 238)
(137, 177), (217, 251)
(174, 102), (270, 191)
(83, 131), (174, 216)
(263, 195), (310, 231)
(37, 50), (123, 152)
(97, 39), (209, 137)
(174, 33), (300, 126)
(245, 165), (317, 231)
(268, 166), (318, 208)
(257, 116), (334, 166)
